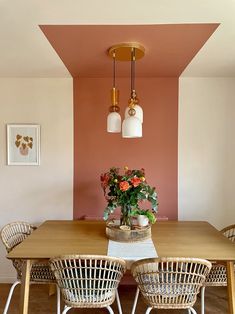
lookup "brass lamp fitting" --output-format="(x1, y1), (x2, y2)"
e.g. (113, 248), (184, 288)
(127, 89), (139, 116)
(109, 87), (120, 113)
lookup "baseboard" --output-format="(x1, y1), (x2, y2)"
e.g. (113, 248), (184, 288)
(0, 276), (16, 283)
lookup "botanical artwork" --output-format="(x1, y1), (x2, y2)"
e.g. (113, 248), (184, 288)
(7, 124), (40, 165)
(15, 134), (33, 156)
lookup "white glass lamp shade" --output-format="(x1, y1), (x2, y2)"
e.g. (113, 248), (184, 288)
(125, 104), (143, 123)
(107, 112), (121, 133)
(122, 116), (142, 138)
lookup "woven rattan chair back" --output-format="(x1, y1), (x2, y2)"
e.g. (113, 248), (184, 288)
(201, 224), (235, 314)
(221, 224), (235, 243)
(1, 221), (36, 253)
(131, 257), (211, 310)
(49, 255), (126, 309)
(0, 222), (55, 282)
(0, 222), (60, 314)
(1, 222), (38, 280)
(204, 224), (235, 287)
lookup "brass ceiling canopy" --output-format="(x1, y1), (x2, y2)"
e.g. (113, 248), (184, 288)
(108, 43), (145, 61)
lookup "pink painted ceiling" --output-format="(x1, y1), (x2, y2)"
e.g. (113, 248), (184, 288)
(40, 24), (219, 78)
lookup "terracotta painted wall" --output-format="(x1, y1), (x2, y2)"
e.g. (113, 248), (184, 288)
(74, 77), (178, 220)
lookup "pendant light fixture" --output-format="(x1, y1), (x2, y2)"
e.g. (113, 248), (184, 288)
(107, 43), (145, 138)
(122, 47), (143, 138)
(107, 51), (121, 133)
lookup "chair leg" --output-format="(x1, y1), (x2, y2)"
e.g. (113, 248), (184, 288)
(62, 305), (71, 314)
(131, 287), (140, 314)
(56, 285), (61, 314)
(190, 307), (197, 314)
(145, 307), (152, 314)
(3, 280), (21, 314)
(115, 289), (122, 314)
(106, 305), (114, 314)
(201, 286), (205, 314)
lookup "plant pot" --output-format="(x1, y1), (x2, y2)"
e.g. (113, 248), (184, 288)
(137, 214), (149, 227)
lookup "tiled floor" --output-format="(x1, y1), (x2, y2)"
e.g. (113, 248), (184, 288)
(0, 284), (228, 313)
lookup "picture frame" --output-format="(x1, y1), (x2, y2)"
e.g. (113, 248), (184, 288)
(7, 124), (40, 166)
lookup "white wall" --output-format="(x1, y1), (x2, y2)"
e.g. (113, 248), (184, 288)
(0, 78), (73, 282)
(179, 77), (235, 230)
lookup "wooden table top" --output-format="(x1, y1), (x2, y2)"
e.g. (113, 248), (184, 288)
(152, 221), (235, 260)
(7, 220), (235, 261)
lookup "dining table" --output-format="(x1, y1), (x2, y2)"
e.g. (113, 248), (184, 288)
(7, 220), (235, 314)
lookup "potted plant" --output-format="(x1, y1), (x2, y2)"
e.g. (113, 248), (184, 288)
(130, 209), (156, 227)
(100, 166), (158, 229)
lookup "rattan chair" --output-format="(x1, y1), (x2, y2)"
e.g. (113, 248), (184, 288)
(0, 221), (60, 314)
(131, 257), (212, 314)
(221, 224), (235, 242)
(49, 255), (126, 314)
(201, 224), (235, 314)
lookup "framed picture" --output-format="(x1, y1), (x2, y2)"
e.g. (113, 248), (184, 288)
(7, 124), (40, 166)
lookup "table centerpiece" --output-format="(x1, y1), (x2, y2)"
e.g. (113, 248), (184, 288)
(101, 166), (158, 231)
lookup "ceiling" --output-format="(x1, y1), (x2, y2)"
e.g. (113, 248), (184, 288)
(40, 24), (218, 78)
(0, 0), (235, 78)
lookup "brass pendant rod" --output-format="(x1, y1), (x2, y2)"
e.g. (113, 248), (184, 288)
(110, 50), (120, 111)
(113, 51), (116, 88)
(130, 48), (136, 94)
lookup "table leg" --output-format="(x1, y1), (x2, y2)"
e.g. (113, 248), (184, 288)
(48, 284), (56, 296)
(226, 261), (235, 314)
(20, 259), (33, 314)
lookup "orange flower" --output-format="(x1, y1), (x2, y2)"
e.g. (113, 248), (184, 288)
(131, 177), (141, 187)
(119, 181), (130, 191)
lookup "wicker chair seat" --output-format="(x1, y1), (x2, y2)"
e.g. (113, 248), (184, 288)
(30, 263), (56, 282)
(139, 274), (196, 303)
(13, 259), (56, 282)
(65, 289), (114, 305)
(204, 264), (227, 286)
(143, 284), (196, 299)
